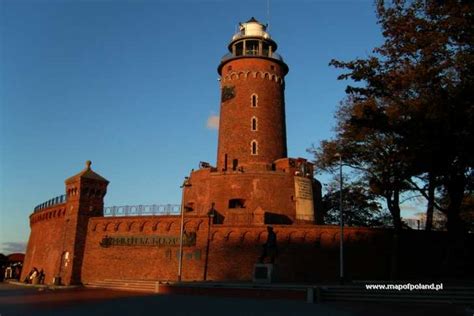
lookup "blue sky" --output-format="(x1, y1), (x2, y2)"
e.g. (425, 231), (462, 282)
(0, 0), (400, 253)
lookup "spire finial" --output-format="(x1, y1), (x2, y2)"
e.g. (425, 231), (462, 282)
(86, 160), (92, 170)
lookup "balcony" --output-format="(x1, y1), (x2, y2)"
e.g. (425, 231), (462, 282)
(231, 31), (271, 41)
(221, 52), (284, 63)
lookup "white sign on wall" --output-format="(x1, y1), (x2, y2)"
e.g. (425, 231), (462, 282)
(294, 177), (315, 221)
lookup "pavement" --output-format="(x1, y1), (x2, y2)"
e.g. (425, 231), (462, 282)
(0, 282), (472, 316)
(5, 280), (80, 290)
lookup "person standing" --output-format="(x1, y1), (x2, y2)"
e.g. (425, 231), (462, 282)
(259, 226), (278, 264)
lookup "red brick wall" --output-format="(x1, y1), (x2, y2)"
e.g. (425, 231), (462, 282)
(25, 210), (471, 285)
(21, 204), (67, 284)
(184, 169), (298, 224)
(64, 177), (107, 284)
(81, 216), (209, 282)
(80, 216), (462, 284)
(22, 164), (109, 285)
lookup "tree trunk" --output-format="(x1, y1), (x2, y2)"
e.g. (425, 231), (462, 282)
(446, 173), (465, 233)
(386, 189), (401, 280)
(443, 171), (466, 277)
(387, 189), (402, 233)
(425, 172), (435, 231)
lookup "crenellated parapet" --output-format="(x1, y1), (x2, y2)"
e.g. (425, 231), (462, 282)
(88, 216), (206, 234)
(206, 225), (383, 247)
(29, 203), (67, 226)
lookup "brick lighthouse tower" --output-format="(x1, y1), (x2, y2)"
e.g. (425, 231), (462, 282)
(184, 18), (320, 225)
(216, 17), (288, 172)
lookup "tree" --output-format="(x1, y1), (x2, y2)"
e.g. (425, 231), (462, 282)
(322, 179), (389, 227)
(311, 98), (413, 233)
(313, 0), (473, 234)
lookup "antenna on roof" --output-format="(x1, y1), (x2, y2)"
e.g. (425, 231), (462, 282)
(266, 0), (271, 31)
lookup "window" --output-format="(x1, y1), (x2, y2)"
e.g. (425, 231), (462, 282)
(185, 202), (194, 212)
(222, 85), (235, 102)
(235, 42), (243, 56)
(270, 65), (275, 71)
(263, 44), (270, 57)
(227, 65), (232, 71)
(251, 93), (258, 107)
(232, 159), (238, 171)
(251, 140), (258, 155)
(245, 40), (259, 55)
(251, 117), (257, 131)
(229, 199), (246, 208)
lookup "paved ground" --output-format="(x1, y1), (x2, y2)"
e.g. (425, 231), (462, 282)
(0, 283), (471, 316)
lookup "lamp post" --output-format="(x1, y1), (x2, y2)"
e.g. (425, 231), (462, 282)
(335, 153), (344, 284)
(177, 176), (191, 282)
(204, 202), (216, 281)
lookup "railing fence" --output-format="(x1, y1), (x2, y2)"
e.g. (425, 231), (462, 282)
(103, 204), (181, 217)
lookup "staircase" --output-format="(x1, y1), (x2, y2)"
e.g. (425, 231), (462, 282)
(85, 279), (159, 292)
(317, 285), (474, 304)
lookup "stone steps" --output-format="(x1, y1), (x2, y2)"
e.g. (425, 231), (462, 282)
(85, 279), (159, 292)
(317, 286), (474, 304)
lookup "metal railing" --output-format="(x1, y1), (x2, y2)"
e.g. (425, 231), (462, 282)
(221, 52), (284, 63)
(103, 204), (181, 217)
(34, 194), (67, 212)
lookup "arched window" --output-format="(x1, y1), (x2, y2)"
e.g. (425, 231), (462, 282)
(251, 140), (258, 155)
(251, 117), (257, 131)
(251, 93), (258, 107)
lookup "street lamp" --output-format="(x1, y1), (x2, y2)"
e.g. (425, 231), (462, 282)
(177, 176), (191, 282)
(335, 153), (344, 284)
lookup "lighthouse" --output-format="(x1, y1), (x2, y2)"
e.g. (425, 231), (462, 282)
(21, 17), (327, 287)
(217, 17), (288, 172)
(184, 18), (319, 225)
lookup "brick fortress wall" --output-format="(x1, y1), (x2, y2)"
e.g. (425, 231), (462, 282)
(23, 186), (472, 285)
(21, 203), (68, 284)
(80, 215), (460, 283)
(183, 168), (300, 225)
(22, 161), (109, 285)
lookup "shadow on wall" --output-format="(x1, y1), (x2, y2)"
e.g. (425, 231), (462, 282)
(206, 238), (339, 282)
(264, 213), (292, 225)
(205, 229), (474, 283)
